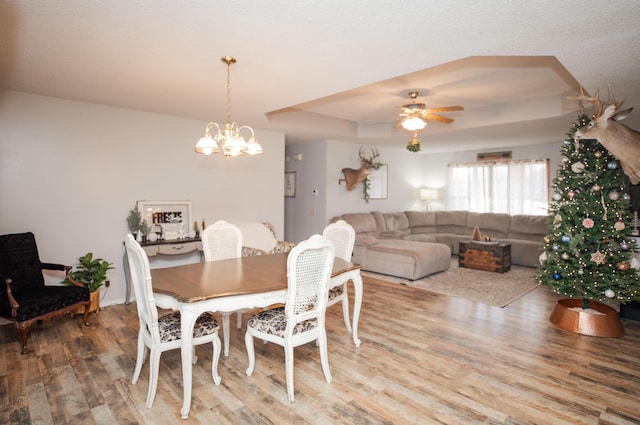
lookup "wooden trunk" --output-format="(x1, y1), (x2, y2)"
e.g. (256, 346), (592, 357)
(459, 241), (511, 273)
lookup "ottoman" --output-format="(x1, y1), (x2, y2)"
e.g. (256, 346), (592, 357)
(364, 239), (451, 280)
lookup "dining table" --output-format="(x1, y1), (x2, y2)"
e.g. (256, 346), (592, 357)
(150, 252), (363, 419)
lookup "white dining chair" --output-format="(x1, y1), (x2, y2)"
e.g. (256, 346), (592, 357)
(244, 234), (335, 402)
(124, 234), (221, 408)
(200, 220), (245, 357)
(322, 220), (356, 332)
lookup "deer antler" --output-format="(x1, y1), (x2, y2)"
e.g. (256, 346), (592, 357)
(568, 86), (603, 117)
(604, 85), (625, 111)
(358, 145), (380, 166)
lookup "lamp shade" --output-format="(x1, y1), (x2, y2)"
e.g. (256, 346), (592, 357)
(420, 188), (438, 201)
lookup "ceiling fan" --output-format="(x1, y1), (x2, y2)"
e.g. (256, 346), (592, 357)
(398, 91), (464, 131)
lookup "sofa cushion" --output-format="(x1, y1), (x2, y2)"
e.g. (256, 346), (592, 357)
(381, 212), (410, 233)
(435, 211), (468, 234)
(508, 215), (547, 242)
(340, 213), (379, 237)
(404, 211), (437, 234)
(355, 234), (378, 246)
(466, 212), (510, 239)
(235, 222), (278, 253)
(404, 233), (437, 243)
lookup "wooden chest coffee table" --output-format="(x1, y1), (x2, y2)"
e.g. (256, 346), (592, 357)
(459, 241), (511, 273)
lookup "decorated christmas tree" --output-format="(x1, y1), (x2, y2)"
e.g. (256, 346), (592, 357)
(537, 114), (640, 308)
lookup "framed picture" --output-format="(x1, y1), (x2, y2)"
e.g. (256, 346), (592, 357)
(137, 200), (192, 240)
(285, 172), (296, 197)
(368, 164), (388, 199)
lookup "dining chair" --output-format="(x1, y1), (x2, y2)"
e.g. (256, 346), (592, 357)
(244, 234), (335, 402)
(322, 220), (356, 332)
(200, 220), (244, 357)
(124, 234), (221, 408)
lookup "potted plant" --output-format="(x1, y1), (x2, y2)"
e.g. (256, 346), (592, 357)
(62, 252), (114, 315)
(139, 219), (151, 243)
(127, 205), (142, 238)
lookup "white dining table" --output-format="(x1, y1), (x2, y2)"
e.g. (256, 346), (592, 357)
(150, 253), (363, 419)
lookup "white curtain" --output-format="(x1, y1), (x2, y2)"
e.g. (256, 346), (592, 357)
(446, 159), (548, 215)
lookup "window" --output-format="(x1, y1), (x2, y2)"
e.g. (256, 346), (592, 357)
(446, 159), (549, 215)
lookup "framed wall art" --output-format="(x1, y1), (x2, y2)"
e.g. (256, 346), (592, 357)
(285, 172), (296, 197)
(137, 200), (192, 240)
(367, 164), (388, 200)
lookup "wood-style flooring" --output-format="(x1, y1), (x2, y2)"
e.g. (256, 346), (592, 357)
(1, 276), (640, 424)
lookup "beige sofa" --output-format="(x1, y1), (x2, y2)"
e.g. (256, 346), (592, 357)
(331, 211), (546, 278)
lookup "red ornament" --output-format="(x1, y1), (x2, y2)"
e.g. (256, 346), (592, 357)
(618, 262), (630, 271)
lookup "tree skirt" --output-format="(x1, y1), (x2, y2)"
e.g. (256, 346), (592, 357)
(361, 258), (539, 308)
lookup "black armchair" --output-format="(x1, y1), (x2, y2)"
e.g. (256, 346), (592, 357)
(0, 232), (91, 354)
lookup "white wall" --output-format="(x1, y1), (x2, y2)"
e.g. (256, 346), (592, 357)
(0, 91), (285, 306)
(284, 141), (328, 242)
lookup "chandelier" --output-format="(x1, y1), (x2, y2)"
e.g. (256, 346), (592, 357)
(194, 56), (263, 157)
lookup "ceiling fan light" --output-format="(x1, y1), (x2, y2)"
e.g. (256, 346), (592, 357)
(402, 116), (427, 131)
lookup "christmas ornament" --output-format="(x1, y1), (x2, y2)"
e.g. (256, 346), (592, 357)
(591, 250), (606, 265)
(607, 161), (618, 170)
(568, 190), (576, 200)
(553, 272), (562, 280)
(614, 220), (625, 231)
(552, 244), (559, 251)
(561, 253), (570, 260)
(544, 236), (551, 244)
(594, 151), (602, 158)
(561, 235), (570, 242)
(571, 162), (585, 173)
(608, 191), (620, 201)
(591, 184), (601, 192)
(618, 262), (630, 271)
(553, 214), (562, 225)
(578, 269), (584, 275)
(563, 140), (571, 146)
(631, 238), (637, 244)
(623, 193), (631, 201)
(582, 218), (595, 229)
(552, 193), (562, 201)
(604, 289), (615, 298)
(621, 242), (629, 250)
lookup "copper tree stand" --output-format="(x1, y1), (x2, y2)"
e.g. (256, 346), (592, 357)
(549, 298), (624, 337)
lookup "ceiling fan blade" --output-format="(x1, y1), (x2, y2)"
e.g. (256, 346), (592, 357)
(423, 113), (454, 124)
(425, 105), (464, 113)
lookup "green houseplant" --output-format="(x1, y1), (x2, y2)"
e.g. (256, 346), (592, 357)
(62, 252), (113, 315)
(62, 252), (114, 293)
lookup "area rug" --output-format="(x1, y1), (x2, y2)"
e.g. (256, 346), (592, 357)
(361, 258), (540, 308)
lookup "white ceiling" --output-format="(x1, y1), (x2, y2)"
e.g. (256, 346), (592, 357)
(1, 1), (640, 153)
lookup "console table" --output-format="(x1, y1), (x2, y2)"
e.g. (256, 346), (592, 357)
(123, 238), (203, 303)
(459, 241), (511, 273)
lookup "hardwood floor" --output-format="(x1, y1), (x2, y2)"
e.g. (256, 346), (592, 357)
(2, 277), (640, 424)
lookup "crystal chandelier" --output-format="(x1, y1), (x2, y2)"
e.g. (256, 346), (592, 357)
(194, 56), (263, 157)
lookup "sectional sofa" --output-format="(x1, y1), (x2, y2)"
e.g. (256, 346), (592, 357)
(331, 210), (547, 280)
